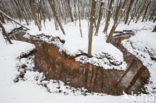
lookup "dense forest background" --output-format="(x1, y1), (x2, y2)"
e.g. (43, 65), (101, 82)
(0, 0), (155, 29)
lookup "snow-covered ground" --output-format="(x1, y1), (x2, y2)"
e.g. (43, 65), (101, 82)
(0, 20), (156, 103)
(0, 33), (145, 103)
(24, 20), (127, 70)
(0, 32), (155, 103)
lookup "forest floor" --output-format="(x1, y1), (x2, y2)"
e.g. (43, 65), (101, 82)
(0, 20), (156, 103)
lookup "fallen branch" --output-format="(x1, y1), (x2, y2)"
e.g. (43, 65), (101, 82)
(0, 21), (12, 44)
(0, 10), (30, 30)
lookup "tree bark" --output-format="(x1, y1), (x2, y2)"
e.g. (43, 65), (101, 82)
(48, 0), (66, 35)
(135, 0), (147, 23)
(106, 24), (116, 43)
(27, 0), (41, 31)
(0, 22), (12, 44)
(106, 0), (130, 43)
(103, 0), (114, 33)
(124, 0), (134, 24)
(88, 0), (96, 57)
(153, 26), (156, 32)
(94, 1), (104, 36)
(67, 0), (74, 22)
(78, 0), (83, 37)
(0, 13), (5, 23)
(142, 1), (150, 22)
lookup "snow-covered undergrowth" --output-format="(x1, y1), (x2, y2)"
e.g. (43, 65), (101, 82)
(116, 22), (156, 94)
(122, 30), (156, 94)
(116, 21), (156, 99)
(116, 21), (156, 95)
(24, 20), (127, 70)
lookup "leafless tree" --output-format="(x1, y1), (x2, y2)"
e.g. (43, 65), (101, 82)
(88, 0), (96, 57)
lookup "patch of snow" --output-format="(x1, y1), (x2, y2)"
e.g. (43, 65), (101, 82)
(116, 21), (155, 32)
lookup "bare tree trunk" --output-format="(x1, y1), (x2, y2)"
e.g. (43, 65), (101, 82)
(78, 0), (82, 37)
(106, 0), (130, 43)
(0, 13), (5, 23)
(135, 0), (147, 23)
(48, 0), (65, 35)
(67, 0), (74, 22)
(0, 22), (12, 44)
(127, 0), (139, 25)
(60, 0), (67, 23)
(0, 10), (29, 30)
(125, 0), (134, 24)
(94, 1), (104, 36)
(103, 0), (114, 33)
(153, 26), (156, 32)
(57, 1), (64, 22)
(149, 9), (156, 21)
(88, 0), (96, 57)
(54, 18), (59, 30)
(106, 2), (121, 43)
(142, 1), (151, 22)
(153, 17), (156, 23)
(27, 0), (41, 31)
(73, 0), (77, 21)
(106, 23), (117, 43)
(38, 0), (42, 27)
